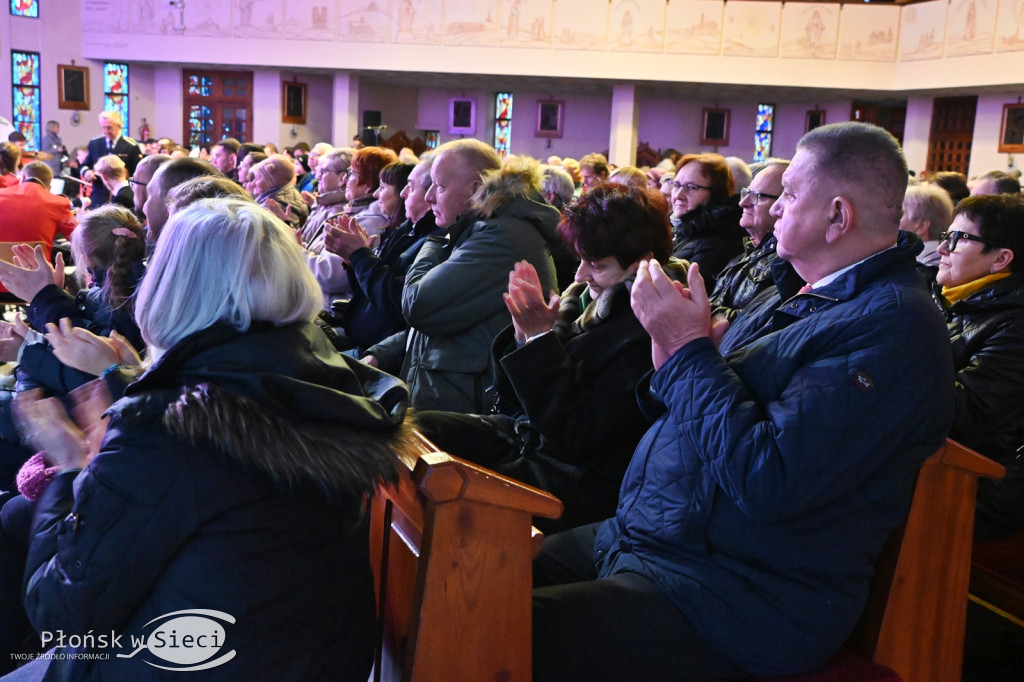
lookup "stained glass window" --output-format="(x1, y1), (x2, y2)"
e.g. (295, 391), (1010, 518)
(494, 92), (513, 158)
(188, 75), (213, 97)
(425, 131), (440, 150)
(496, 92), (513, 121)
(104, 62), (129, 128)
(494, 120), (512, 157)
(753, 103), (775, 163)
(10, 0), (38, 18)
(188, 105), (214, 147)
(11, 51), (40, 150)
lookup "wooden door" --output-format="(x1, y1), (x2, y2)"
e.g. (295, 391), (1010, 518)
(927, 96), (977, 175)
(182, 70), (253, 146)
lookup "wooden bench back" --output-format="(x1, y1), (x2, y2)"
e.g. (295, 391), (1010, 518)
(369, 432), (563, 682)
(369, 436), (1001, 682)
(847, 438), (1004, 682)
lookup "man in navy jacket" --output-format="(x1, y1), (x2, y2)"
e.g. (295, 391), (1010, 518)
(532, 122), (955, 681)
(80, 110), (142, 208)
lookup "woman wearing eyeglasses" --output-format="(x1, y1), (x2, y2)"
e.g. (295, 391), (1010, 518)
(304, 146), (398, 307)
(933, 193), (1024, 541)
(670, 153), (745, 291)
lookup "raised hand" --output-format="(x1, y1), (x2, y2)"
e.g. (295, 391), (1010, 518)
(325, 215), (377, 261)
(630, 261), (710, 369)
(13, 393), (90, 471)
(44, 318), (141, 377)
(0, 244), (60, 303)
(263, 199), (292, 224)
(503, 260), (560, 345)
(0, 316), (26, 362)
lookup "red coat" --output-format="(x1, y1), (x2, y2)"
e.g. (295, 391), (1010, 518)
(0, 179), (76, 293)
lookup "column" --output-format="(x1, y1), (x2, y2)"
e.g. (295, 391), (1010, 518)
(608, 84), (638, 167)
(332, 73), (360, 148)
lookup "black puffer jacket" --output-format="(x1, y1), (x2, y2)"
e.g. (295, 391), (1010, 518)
(933, 274), (1024, 541)
(486, 260), (689, 532)
(23, 321), (412, 681)
(671, 196), (745, 291)
(710, 234), (780, 321)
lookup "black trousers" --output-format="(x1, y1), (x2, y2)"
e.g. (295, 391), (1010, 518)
(532, 524), (749, 682)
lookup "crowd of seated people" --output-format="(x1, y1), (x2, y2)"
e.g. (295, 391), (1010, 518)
(0, 114), (1022, 680)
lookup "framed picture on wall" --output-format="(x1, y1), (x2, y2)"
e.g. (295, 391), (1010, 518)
(58, 64), (90, 110)
(282, 81), (307, 125)
(449, 98), (476, 135)
(999, 103), (1024, 153)
(806, 109), (826, 133)
(701, 108), (730, 147)
(536, 100), (564, 138)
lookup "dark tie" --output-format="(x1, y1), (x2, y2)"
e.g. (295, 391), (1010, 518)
(107, 139), (113, 152)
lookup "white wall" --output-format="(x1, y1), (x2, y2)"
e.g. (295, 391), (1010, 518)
(970, 94), (1019, 179)
(5, 2), (1024, 176)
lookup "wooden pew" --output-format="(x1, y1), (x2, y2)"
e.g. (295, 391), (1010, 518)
(742, 438), (1004, 682)
(368, 431), (563, 682)
(970, 531), (1024, 627)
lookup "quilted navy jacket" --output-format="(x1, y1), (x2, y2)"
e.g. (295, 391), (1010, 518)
(594, 237), (955, 676)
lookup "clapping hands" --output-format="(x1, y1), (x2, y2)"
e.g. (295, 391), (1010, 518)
(503, 261), (560, 345)
(325, 214), (377, 261)
(0, 245), (64, 303)
(630, 261), (728, 369)
(44, 318), (141, 377)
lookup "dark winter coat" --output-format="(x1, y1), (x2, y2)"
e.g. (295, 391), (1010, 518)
(341, 211), (442, 352)
(369, 164), (560, 413)
(670, 196), (745, 290)
(23, 321), (412, 681)
(933, 273), (1024, 541)
(709, 233), (780, 321)
(487, 261), (687, 532)
(595, 238), (954, 676)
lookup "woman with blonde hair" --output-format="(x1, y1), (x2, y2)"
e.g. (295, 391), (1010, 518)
(15, 198), (411, 680)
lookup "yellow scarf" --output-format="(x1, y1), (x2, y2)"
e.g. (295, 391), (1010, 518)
(941, 272), (1012, 305)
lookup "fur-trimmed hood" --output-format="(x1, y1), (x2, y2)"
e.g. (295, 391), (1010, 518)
(114, 321), (410, 499)
(159, 383), (410, 499)
(470, 156), (559, 224)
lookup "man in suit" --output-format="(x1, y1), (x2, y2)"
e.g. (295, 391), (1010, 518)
(80, 110), (142, 208)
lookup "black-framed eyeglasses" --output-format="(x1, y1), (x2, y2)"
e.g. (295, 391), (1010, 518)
(672, 181), (711, 195)
(739, 187), (780, 205)
(940, 230), (1004, 253)
(128, 178), (147, 188)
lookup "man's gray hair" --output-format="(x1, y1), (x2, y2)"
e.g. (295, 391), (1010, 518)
(903, 184), (953, 241)
(749, 158), (790, 177)
(976, 170), (1022, 195)
(99, 110), (123, 127)
(436, 138), (501, 181)
(725, 156), (752, 191)
(541, 165), (575, 209)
